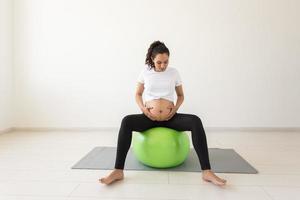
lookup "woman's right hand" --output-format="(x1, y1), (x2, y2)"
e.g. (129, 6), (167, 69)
(141, 106), (157, 121)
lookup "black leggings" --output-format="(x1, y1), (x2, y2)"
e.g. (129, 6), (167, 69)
(114, 112), (211, 170)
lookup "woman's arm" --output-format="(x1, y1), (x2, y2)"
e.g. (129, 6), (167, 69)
(135, 82), (145, 110)
(174, 85), (184, 110)
(135, 83), (157, 121)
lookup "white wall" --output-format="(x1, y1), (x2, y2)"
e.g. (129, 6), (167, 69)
(0, 0), (13, 132)
(13, 0), (300, 128)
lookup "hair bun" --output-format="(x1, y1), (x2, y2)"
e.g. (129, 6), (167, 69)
(151, 41), (164, 49)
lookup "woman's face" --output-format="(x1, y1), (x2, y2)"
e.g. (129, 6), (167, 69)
(152, 53), (169, 72)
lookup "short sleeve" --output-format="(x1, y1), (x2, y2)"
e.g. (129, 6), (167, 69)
(175, 69), (182, 86)
(137, 70), (144, 84)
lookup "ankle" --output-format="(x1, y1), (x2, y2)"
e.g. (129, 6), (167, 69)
(113, 169), (124, 173)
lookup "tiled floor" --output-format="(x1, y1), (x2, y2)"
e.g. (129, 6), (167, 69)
(0, 130), (299, 200)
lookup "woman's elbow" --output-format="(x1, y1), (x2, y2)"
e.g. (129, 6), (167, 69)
(178, 95), (184, 99)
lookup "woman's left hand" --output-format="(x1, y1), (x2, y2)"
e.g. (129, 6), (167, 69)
(164, 105), (178, 121)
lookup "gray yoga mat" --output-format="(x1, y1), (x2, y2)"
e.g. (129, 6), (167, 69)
(71, 146), (258, 173)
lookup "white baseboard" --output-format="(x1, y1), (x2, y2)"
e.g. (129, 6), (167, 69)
(205, 127), (300, 132)
(9, 126), (300, 132)
(0, 127), (13, 135)
(12, 127), (118, 132)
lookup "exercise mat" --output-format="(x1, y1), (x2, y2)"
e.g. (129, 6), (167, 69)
(71, 146), (258, 173)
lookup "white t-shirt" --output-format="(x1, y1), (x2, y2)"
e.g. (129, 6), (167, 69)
(137, 66), (182, 102)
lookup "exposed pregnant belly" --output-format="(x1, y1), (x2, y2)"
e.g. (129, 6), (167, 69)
(145, 98), (174, 121)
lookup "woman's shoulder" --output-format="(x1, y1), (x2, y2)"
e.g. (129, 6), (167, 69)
(168, 67), (180, 73)
(141, 65), (150, 71)
(138, 66), (151, 78)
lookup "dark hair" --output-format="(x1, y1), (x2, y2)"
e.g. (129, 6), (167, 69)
(145, 41), (170, 70)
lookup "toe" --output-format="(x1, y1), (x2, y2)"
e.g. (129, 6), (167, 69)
(99, 178), (106, 183)
(219, 179), (226, 183)
(219, 180), (227, 185)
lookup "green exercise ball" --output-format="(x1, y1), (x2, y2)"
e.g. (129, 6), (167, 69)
(132, 127), (190, 168)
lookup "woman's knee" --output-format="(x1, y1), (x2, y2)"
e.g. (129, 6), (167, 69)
(190, 114), (203, 126)
(121, 114), (134, 128)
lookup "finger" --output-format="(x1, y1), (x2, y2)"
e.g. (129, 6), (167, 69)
(148, 116), (155, 121)
(148, 114), (155, 119)
(166, 114), (174, 120)
(166, 112), (173, 118)
(165, 115), (171, 120)
(147, 111), (153, 116)
(151, 115), (158, 119)
(148, 114), (156, 121)
(149, 114), (155, 119)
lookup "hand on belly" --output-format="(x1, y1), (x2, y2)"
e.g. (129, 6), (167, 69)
(145, 99), (174, 121)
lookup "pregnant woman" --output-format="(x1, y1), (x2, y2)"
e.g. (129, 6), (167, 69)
(100, 41), (227, 186)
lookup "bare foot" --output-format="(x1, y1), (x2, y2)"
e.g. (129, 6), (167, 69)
(99, 169), (124, 185)
(202, 170), (227, 186)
